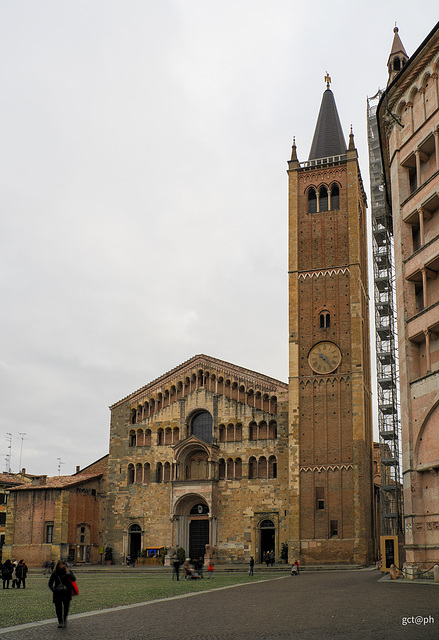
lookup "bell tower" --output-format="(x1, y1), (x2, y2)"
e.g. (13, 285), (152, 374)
(287, 78), (374, 564)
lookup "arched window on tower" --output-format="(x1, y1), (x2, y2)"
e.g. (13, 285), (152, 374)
(319, 186), (328, 211)
(320, 311), (331, 328)
(308, 188), (317, 213)
(127, 464), (135, 485)
(331, 184), (339, 210)
(394, 57), (401, 71)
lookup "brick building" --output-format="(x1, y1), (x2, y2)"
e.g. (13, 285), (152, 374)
(287, 78), (374, 565)
(377, 23), (439, 572)
(3, 456), (108, 567)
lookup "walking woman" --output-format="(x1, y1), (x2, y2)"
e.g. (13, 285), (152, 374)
(48, 561), (77, 628)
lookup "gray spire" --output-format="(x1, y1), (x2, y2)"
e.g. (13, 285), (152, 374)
(308, 85), (347, 161)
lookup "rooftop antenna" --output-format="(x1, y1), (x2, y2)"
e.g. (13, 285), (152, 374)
(57, 458), (64, 476)
(6, 433), (12, 473)
(18, 432), (26, 473)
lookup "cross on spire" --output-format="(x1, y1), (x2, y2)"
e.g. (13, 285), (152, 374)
(325, 73), (331, 89)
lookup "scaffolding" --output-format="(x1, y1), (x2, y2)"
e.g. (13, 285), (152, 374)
(367, 94), (403, 537)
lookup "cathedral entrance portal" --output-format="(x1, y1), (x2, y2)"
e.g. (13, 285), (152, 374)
(188, 503), (209, 561)
(259, 519), (275, 563)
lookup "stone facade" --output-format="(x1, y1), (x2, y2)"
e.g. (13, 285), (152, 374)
(3, 456), (108, 567)
(106, 354), (289, 564)
(377, 23), (439, 571)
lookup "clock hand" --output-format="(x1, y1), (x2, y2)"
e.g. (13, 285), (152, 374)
(318, 353), (331, 365)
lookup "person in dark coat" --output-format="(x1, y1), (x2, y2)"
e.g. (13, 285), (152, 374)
(172, 558), (180, 580)
(16, 560), (28, 589)
(48, 561), (77, 628)
(249, 556), (255, 576)
(2, 559), (13, 589)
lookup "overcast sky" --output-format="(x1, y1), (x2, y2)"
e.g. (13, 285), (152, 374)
(0, 1), (435, 476)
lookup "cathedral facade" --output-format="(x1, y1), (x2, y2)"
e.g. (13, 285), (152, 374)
(105, 80), (374, 566)
(106, 354), (289, 564)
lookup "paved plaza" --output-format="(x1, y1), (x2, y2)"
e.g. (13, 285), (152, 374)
(0, 569), (438, 640)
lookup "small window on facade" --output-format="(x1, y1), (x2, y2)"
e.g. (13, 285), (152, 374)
(331, 185), (339, 209)
(330, 520), (338, 537)
(308, 188), (317, 213)
(129, 430), (136, 447)
(319, 187), (328, 211)
(46, 523), (54, 544)
(320, 312), (330, 328)
(268, 455), (277, 478)
(0, 513), (6, 526)
(316, 486), (325, 510)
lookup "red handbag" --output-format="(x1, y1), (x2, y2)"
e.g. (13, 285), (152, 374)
(70, 580), (79, 596)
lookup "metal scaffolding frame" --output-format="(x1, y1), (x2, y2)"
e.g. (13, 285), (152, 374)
(367, 94), (403, 536)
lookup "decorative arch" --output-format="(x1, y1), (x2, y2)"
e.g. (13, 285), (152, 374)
(415, 400), (439, 468)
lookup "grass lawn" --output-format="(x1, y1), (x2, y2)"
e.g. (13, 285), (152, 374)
(0, 571), (280, 628)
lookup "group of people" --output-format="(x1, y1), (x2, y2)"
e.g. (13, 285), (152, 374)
(249, 555), (300, 576)
(264, 550), (275, 567)
(1, 559), (28, 589)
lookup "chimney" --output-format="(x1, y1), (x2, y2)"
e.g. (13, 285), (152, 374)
(76, 466), (80, 474)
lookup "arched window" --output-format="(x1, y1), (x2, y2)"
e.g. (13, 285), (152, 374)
(320, 312), (331, 328)
(331, 184), (339, 210)
(129, 430), (136, 447)
(319, 186), (328, 211)
(164, 462), (171, 482)
(130, 409), (136, 425)
(219, 424), (226, 442)
(191, 411), (213, 443)
(249, 421), (257, 441)
(394, 57), (401, 71)
(268, 456), (277, 479)
(227, 424), (234, 442)
(268, 421), (277, 439)
(235, 423), (242, 441)
(259, 421), (267, 439)
(156, 462), (163, 483)
(235, 457), (242, 479)
(135, 463), (142, 483)
(164, 428), (172, 445)
(157, 428), (164, 446)
(143, 463), (150, 483)
(144, 429), (151, 446)
(136, 429), (144, 446)
(128, 464), (135, 485)
(308, 188), (317, 213)
(173, 427), (179, 444)
(218, 458), (225, 480)
(226, 458), (234, 480)
(258, 456), (268, 479)
(249, 456), (257, 479)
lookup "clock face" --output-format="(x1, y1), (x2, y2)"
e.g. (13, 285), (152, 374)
(308, 342), (342, 374)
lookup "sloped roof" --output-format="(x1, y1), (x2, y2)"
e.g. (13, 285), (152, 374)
(308, 89), (347, 161)
(111, 353), (287, 408)
(10, 473), (102, 491)
(0, 473), (26, 487)
(388, 26), (408, 64)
